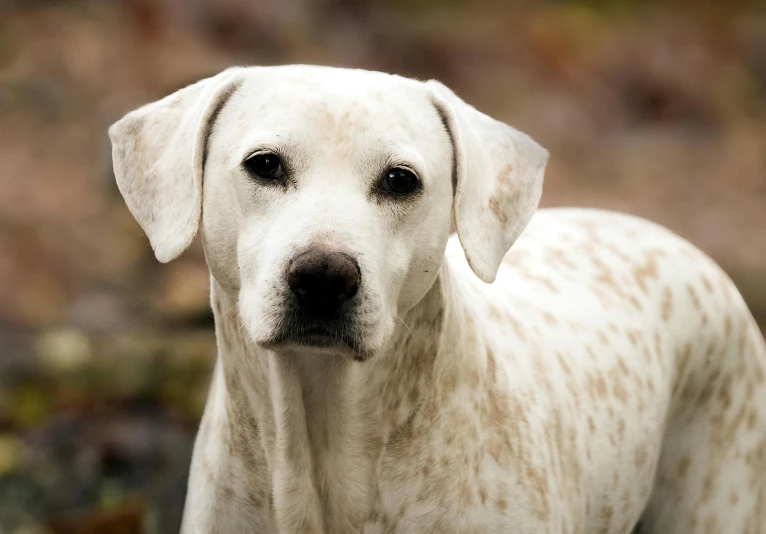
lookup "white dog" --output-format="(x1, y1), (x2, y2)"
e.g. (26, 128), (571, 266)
(109, 65), (766, 533)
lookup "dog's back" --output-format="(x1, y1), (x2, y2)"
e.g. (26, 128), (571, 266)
(444, 207), (766, 532)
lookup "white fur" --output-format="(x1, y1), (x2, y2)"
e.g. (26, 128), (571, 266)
(110, 65), (766, 533)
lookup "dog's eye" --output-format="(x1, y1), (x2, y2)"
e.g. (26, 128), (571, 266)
(381, 168), (418, 196)
(244, 153), (283, 181)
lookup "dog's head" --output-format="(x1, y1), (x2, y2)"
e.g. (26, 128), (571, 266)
(109, 66), (547, 360)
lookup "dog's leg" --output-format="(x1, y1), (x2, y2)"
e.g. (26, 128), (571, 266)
(639, 310), (766, 533)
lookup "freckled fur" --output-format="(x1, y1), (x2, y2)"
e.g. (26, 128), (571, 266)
(109, 65), (766, 533)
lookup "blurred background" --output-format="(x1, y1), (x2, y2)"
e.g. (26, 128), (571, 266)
(0, 0), (764, 532)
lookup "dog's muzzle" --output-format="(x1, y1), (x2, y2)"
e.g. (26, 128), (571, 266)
(268, 247), (364, 354)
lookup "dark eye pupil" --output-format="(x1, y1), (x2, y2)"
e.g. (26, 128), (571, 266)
(246, 153), (282, 179)
(383, 168), (417, 195)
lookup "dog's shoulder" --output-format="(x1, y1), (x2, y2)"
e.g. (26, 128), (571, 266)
(415, 208), (762, 531)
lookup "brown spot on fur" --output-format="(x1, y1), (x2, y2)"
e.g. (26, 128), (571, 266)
(717, 375), (733, 410)
(613, 382), (628, 404)
(687, 283), (701, 308)
(642, 346), (653, 363)
(522, 273), (560, 293)
(635, 445), (648, 468)
(595, 375), (608, 398)
(600, 504), (614, 533)
(677, 456), (691, 480)
(675, 343), (693, 392)
(701, 473), (716, 502)
(486, 347), (497, 382)
(487, 164), (519, 226)
(633, 256), (659, 294)
(754, 364), (765, 385)
(661, 287), (673, 321)
(597, 329), (610, 346)
(508, 315), (526, 339)
(702, 275), (714, 293)
(545, 248), (578, 270)
(603, 241), (633, 263)
(557, 352), (572, 376)
(622, 488), (632, 517)
(542, 312), (558, 326)
(459, 480), (473, 506)
(617, 358), (630, 377)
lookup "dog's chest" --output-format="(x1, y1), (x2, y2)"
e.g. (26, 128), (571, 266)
(355, 372), (565, 533)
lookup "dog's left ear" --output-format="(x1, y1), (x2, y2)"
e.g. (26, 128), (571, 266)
(427, 80), (548, 283)
(109, 68), (244, 263)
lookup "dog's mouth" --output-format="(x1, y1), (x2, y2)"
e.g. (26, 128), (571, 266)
(276, 326), (347, 348)
(262, 321), (370, 361)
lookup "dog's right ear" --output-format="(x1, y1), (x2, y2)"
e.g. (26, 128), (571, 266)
(109, 68), (244, 263)
(427, 80), (548, 284)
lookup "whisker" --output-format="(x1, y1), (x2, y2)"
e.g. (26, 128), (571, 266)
(221, 300), (238, 317)
(395, 314), (413, 336)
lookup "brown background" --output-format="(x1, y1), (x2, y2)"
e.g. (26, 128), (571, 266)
(0, 0), (764, 532)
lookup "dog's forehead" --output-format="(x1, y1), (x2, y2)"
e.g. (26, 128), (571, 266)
(224, 67), (435, 141)
(240, 65), (422, 104)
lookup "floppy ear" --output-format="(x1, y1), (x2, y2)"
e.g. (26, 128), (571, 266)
(427, 80), (548, 283)
(109, 68), (244, 263)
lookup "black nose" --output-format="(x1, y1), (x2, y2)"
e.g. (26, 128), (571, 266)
(287, 248), (361, 309)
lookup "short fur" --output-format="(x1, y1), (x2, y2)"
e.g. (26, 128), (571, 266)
(109, 65), (766, 533)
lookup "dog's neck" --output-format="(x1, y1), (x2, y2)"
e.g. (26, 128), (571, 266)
(205, 261), (475, 530)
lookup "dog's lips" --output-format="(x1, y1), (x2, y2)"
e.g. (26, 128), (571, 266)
(266, 326), (346, 347)
(261, 325), (370, 361)
(285, 328), (342, 347)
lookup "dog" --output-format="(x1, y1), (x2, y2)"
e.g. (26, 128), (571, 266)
(109, 65), (766, 533)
